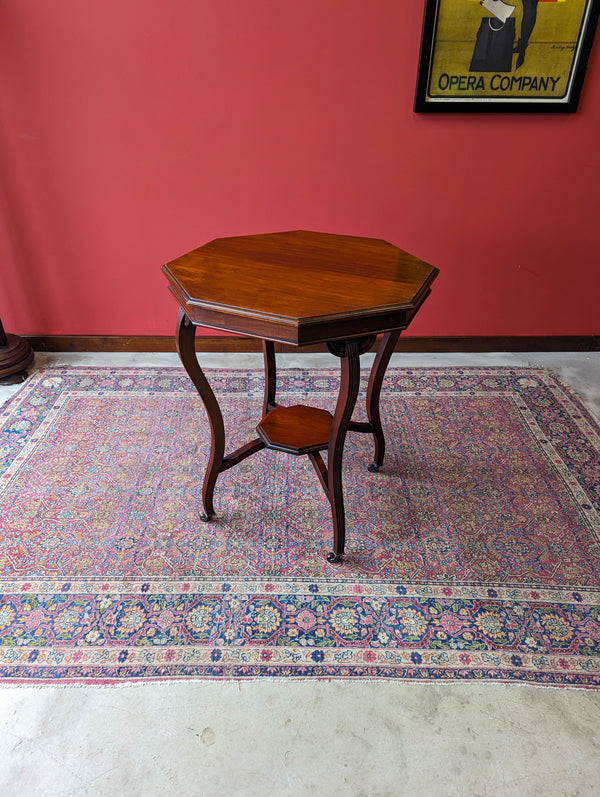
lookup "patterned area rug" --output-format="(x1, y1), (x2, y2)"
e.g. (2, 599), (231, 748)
(0, 366), (599, 686)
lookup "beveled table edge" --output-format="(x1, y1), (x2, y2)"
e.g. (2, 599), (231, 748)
(163, 264), (438, 347)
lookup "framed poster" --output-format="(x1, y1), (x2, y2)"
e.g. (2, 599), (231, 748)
(415, 0), (600, 111)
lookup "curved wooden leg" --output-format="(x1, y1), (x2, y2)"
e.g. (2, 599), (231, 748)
(365, 330), (400, 471)
(326, 338), (361, 563)
(176, 311), (225, 520)
(262, 339), (278, 415)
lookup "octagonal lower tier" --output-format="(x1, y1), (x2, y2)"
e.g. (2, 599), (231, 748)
(257, 405), (333, 455)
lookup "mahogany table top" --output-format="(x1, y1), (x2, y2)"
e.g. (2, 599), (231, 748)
(162, 230), (439, 346)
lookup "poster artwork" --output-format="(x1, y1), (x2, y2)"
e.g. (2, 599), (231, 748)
(416, 0), (599, 109)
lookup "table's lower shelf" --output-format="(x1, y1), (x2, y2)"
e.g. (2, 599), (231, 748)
(257, 404), (333, 455)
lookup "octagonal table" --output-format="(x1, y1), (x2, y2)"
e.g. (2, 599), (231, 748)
(162, 230), (438, 562)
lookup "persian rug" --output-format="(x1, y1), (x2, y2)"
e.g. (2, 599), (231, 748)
(0, 366), (599, 686)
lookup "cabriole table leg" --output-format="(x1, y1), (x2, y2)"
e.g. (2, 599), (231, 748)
(176, 311), (225, 521)
(365, 329), (401, 471)
(262, 339), (278, 414)
(326, 338), (362, 563)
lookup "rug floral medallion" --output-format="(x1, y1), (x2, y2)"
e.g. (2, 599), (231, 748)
(0, 366), (599, 686)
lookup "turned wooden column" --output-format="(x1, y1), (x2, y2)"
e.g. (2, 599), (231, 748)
(0, 316), (34, 385)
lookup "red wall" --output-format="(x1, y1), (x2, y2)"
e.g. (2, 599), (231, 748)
(1, 1), (599, 338)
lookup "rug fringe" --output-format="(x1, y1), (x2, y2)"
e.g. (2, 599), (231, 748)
(0, 677), (596, 691)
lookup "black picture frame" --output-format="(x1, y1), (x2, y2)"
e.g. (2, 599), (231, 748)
(415, 0), (600, 112)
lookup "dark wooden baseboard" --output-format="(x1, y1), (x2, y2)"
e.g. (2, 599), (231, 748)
(26, 335), (600, 353)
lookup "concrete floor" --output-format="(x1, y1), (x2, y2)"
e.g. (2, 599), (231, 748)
(0, 351), (599, 797)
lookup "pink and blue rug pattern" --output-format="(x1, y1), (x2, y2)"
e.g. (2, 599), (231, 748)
(0, 366), (599, 685)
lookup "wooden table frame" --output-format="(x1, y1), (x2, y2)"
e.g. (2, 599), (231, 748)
(163, 231), (438, 563)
